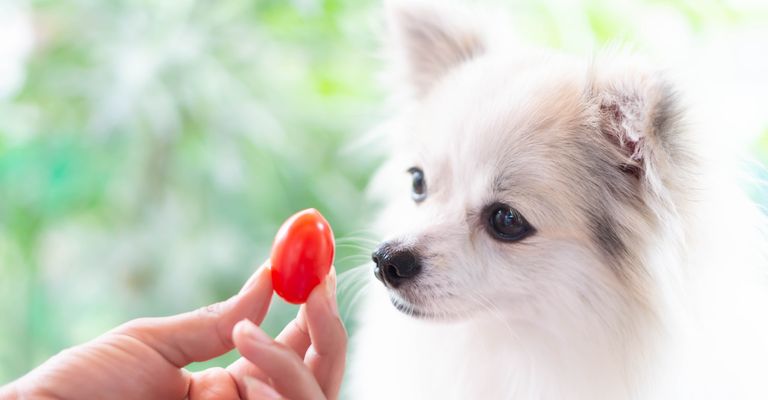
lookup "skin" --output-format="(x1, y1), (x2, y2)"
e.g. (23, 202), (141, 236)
(0, 261), (347, 400)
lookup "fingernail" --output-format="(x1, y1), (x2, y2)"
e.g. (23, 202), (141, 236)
(236, 319), (272, 344)
(325, 267), (339, 317)
(244, 376), (281, 400)
(239, 260), (271, 294)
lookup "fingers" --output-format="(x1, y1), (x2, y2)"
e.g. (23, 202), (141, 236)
(229, 267), (346, 400)
(188, 367), (239, 400)
(302, 268), (347, 400)
(114, 261), (274, 367)
(228, 311), (311, 396)
(225, 357), (267, 396)
(233, 319), (325, 400)
(243, 376), (282, 400)
(276, 309), (311, 356)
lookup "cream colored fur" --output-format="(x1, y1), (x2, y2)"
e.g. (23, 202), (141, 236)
(348, 2), (768, 399)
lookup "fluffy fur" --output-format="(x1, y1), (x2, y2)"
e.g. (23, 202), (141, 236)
(348, 2), (768, 399)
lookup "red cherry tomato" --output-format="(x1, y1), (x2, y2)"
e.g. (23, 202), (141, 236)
(270, 208), (335, 304)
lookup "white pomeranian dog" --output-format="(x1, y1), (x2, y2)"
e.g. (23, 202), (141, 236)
(348, 2), (768, 399)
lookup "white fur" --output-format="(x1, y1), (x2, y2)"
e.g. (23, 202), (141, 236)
(348, 2), (768, 399)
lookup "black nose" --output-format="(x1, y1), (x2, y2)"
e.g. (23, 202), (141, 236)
(371, 244), (422, 288)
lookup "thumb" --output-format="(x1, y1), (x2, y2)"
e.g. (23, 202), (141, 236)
(113, 261), (274, 367)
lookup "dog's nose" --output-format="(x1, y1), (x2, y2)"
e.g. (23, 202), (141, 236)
(371, 244), (422, 288)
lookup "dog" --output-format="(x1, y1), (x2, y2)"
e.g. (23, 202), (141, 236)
(347, 2), (768, 399)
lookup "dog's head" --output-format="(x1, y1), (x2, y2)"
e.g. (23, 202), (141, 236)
(370, 2), (690, 327)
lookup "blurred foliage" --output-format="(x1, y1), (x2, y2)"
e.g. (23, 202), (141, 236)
(0, 0), (384, 379)
(1, 0), (767, 387)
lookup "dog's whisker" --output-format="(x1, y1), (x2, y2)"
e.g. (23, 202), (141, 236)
(470, 292), (520, 386)
(335, 255), (373, 265)
(337, 266), (372, 300)
(335, 233), (380, 244)
(335, 237), (379, 245)
(335, 243), (376, 253)
(340, 279), (373, 323)
(337, 265), (370, 285)
(335, 235), (377, 240)
(336, 228), (379, 236)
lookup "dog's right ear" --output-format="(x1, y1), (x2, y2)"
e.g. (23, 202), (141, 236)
(385, 1), (487, 99)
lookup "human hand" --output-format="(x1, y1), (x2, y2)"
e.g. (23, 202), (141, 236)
(0, 262), (346, 400)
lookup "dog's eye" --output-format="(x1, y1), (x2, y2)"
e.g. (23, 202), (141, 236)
(408, 167), (427, 202)
(486, 203), (533, 242)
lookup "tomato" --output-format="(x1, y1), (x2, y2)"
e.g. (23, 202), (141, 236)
(270, 208), (335, 304)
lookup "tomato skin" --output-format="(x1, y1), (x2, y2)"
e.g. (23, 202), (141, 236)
(270, 209), (335, 304)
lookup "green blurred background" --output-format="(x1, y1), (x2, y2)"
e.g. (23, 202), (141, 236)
(1, 0), (767, 386)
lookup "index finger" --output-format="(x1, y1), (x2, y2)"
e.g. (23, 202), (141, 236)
(114, 261), (274, 367)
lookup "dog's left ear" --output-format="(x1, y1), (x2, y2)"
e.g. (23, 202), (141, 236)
(385, 1), (487, 99)
(590, 67), (683, 183)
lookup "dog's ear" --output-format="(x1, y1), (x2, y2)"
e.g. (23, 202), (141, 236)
(590, 65), (683, 185)
(386, 1), (487, 98)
